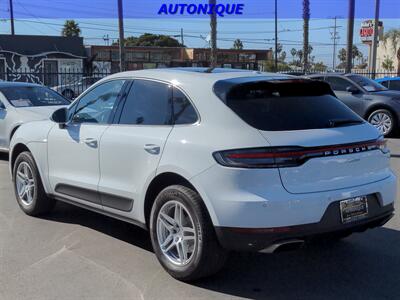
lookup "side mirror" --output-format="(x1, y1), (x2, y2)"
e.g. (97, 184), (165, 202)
(51, 107), (68, 129)
(346, 86), (360, 94)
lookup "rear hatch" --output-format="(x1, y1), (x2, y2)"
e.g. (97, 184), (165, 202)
(214, 78), (390, 194)
(259, 126), (388, 194)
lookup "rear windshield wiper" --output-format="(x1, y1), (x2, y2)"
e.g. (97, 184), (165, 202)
(328, 119), (364, 128)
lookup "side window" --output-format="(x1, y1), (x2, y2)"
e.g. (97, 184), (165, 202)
(311, 76), (325, 81)
(380, 80), (389, 88)
(390, 81), (400, 91)
(0, 100), (5, 109)
(119, 80), (172, 125)
(325, 77), (354, 92)
(172, 87), (198, 124)
(72, 80), (125, 124)
(67, 102), (77, 121)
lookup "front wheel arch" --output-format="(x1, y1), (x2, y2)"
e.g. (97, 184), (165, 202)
(9, 125), (20, 144)
(11, 143), (30, 172)
(364, 105), (398, 124)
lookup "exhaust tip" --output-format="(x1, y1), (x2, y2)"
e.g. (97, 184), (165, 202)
(259, 240), (305, 254)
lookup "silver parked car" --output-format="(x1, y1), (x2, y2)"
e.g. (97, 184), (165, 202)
(0, 82), (70, 152)
(52, 76), (101, 99)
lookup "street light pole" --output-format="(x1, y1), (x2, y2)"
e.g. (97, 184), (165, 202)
(371, 0), (380, 79)
(346, 0), (355, 74)
(118, 0), (125, 72)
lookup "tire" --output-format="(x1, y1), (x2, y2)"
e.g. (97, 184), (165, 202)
(62, 89), (74, 99)
(150, 185), (227, 281)
(13, 151), (55, 216)
(368, 109), (396, 137)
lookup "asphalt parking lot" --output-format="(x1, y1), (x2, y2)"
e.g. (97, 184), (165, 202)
(0, 141), (399, 300)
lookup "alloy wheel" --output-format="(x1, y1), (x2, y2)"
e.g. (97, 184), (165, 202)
(156, 200), (197, 266)
(15, 162), (35, 206)
(369, 112), (392, 135)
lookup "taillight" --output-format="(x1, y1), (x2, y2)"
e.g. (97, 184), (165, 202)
(213, 138), (389, 169)
(377, 136), (390, 154)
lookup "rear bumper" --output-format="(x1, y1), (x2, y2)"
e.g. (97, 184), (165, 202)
(215, 196), (394, 252)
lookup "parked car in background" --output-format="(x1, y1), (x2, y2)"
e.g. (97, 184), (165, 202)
(308, 73), (400, 136)
(375, 77), (400, 91)
(0, 82), (69, 152)
(52, 76), (101, 99)
(9, 69), (395, 281)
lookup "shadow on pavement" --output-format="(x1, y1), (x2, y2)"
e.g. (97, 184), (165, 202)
(195, 227), (400, 299)
(43, 201), (153, 252)
(43, 201), (400, 300)
(0, 152), (8, 161)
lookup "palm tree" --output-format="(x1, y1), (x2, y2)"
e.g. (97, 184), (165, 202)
(303, 0), (310, 72)
(383, 29), (400, 75)
(233, 39), (244, 50)
(209, 0), (217, 68)
(62, 20), (81, 37)
(290, 48), (297, 63)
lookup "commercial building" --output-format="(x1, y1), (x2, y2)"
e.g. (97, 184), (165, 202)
(0, 34), (86, 85)
(87, 46), (272, 72)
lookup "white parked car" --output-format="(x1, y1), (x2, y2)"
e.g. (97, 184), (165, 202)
(10, 68), (396, 281)
(52, 76), (101, 99)
(0, 82), (70, 152)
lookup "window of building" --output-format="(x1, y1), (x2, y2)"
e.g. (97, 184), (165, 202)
(0, 59), (5, 81)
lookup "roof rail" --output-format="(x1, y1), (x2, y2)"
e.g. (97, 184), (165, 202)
(204, 67), (216, 73)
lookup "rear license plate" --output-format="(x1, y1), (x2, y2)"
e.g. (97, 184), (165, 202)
(340, 196), (369, 224)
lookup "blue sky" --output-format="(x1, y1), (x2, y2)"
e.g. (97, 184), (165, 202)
(0, 0), (399, 67)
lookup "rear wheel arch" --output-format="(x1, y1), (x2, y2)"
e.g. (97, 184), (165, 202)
(144, 172), (211, 229)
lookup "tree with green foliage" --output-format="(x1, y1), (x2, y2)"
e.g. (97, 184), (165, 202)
(382, 56), (395, 71)
(337, 45), (363, 69)
(383, 29), (400, 75)
(313, 61), (328, 71)
(290, 48), (297, 63)
(61, 20), (81, 37)
(113, 33), (184, 47)
(232, 39), (243, 50)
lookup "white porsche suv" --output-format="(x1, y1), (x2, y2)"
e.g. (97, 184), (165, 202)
(10, 68), (396, 281)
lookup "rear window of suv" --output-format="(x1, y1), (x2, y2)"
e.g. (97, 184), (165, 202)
(214, 79), (363, 131)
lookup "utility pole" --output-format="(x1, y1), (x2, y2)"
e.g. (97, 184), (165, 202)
(274, 0), (278, 71)
(117, 0), (125, 72)
(209, 0), (217, 68)
(9, 0), (15, 35)
(180, 28), (184, 46)
(331, 17), (340, 70)
(303, 0), (310, 73)
(346, 0), (355, 73)
(371, 0), (380, 79)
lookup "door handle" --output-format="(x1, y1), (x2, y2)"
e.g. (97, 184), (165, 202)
(144, 144), (160, 155)
(83, 138), (98, 148)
